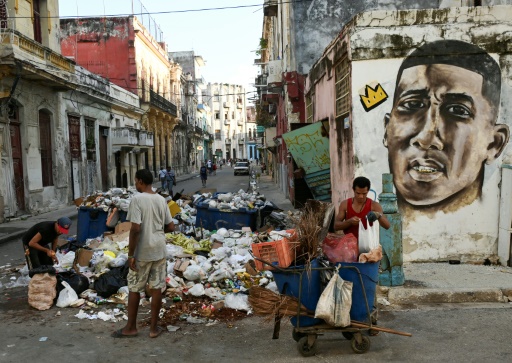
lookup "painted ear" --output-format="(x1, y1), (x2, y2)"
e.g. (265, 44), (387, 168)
(383, 113), (390, 148)
(486, 124), (510, 164)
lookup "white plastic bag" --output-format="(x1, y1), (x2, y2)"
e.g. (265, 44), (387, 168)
(314, 274), (352, 327)
(187, 283), (205, 296)
(358, 220), (379, 254)
(56, 281), (79, 308)
(183, 265), (206, 281)
(224, 293), (251, 312)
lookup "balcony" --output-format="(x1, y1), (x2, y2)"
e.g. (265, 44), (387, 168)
(0, 28), (76, 89)
(197, 103), (207, 111)
(195, 126), (203, 136)
(150, 90), (177, 117)
(225, 138), (231, 144)
(236, 103), (243, 109)
(223, 102), (230, 108)
(237, 120), (244, 126)
(138, 130), (154, 147)
(112, 127), (139, 146)
(238, 138), (245, 144)
(224, 120), (229, 126)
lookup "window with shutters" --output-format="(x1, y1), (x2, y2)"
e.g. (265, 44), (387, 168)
(335, 55), (350, 120)
(68, 115), (81, 161)
(39, 110), (53, 187)
(85, 118), (96, 161)
(306, 90), (314, 123)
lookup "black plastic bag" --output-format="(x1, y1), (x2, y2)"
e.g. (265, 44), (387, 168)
(94, 265), (129, 298)
(29, 265), (56, 278)
(56, 271), (90, 296)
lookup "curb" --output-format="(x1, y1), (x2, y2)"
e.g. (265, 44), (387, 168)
(386, 287), (507, 304)
(0, 212), (79, 246)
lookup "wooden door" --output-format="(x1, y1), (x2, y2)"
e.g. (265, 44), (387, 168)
(10, 123), (25, 211)
(39, 111), (53, 186)
(99, 127), (109, 190)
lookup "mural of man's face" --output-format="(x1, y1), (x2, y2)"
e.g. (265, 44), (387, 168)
(384, 63), (509, 207)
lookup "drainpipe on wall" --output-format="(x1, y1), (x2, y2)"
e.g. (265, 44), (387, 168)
(378, 173), (405, 286)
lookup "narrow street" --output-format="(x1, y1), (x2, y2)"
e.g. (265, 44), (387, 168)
(1, 170), (511, 362)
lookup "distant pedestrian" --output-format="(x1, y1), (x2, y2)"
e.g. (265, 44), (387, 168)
(200, 163), (208, 187)
(212, 163), (217, 175)
(158, 166), (166, 190)
(206, 159), (212, 175)
(165, 166), (176, 197)
(112, 169), (174, 339)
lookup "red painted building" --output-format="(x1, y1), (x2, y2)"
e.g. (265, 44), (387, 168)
(60, 16), (181, 175)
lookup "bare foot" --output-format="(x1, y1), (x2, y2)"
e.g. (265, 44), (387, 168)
(149, 327), (164, 338)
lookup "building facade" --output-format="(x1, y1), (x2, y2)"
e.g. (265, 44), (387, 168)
(208, 83), (247, 162)
(60, 16), (181, 177)
(305, 5), (512, 264)
(0, 0), (76, 220)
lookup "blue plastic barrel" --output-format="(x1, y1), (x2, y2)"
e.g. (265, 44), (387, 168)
(272, 259), (322, 327)
(336, 261), (379, 323)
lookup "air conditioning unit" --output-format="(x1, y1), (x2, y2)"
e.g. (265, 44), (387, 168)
(102, 129), (109, 137)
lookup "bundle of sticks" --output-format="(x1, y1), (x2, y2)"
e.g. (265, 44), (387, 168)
(248, 286), (412, 337)
(248, 286), (313, 317)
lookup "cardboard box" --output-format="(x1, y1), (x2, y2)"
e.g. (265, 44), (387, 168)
(73, 249), (94, 271)
(173, 259), (190, 277)
(110, 231), (130, 243)
(115, 222), (132, 234)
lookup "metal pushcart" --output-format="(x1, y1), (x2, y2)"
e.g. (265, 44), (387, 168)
(254, 256), (379, 357)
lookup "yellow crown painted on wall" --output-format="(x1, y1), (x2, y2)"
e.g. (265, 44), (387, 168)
(359, 83), (388, 112)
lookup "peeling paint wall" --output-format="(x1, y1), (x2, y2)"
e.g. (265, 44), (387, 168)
(60, 17), (136, 94)
(312, 5), (512, 262)
(2, 80), (70, 215)
(292, 0), (458, 75)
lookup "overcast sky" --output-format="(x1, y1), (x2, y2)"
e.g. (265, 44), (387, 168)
(59, 0), (263, 101)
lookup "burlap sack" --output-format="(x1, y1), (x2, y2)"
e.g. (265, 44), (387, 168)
(28, 273), (57, 311)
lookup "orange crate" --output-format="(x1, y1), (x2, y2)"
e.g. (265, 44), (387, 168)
(252, 237), (297, 271)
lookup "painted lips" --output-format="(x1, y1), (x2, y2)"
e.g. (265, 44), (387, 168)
(408, 159), (445, 181)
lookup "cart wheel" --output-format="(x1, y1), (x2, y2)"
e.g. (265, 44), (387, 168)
(351, 335), (371, 354)
(342, 332), (354, 340)
(292, 329), (307, 342)
(297, 336), (318, 357)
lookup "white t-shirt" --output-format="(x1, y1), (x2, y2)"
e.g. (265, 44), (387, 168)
(127, 193), (172, 261)
(158, 169), (166, 179)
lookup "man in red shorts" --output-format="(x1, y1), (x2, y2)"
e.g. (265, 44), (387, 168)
(334, 176), (390, 239)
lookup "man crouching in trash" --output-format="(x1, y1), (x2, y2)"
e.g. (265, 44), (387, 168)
(112, 169), (174, 339)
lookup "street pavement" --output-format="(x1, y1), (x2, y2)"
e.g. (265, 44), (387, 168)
(0, 170), (511, 307)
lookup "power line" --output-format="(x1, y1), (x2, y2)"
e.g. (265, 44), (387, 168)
(7, 0), (310, 19)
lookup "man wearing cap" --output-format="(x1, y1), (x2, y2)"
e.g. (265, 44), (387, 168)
(22, 217), (72, 269)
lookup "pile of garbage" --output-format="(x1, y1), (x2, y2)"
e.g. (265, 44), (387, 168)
(77, 187), (135, 211)
(6, 220), (298, 328)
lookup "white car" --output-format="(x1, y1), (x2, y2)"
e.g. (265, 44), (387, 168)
(234, 162), (250, 176)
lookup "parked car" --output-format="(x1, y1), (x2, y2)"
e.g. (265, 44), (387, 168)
(234, 161), (250, 176)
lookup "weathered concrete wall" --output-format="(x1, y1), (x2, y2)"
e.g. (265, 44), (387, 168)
(292, 0), (460, 75)
(7, 0), (61, 52)
(60, 17), (136, 94)
(1, 80), (69, 215)
(316, 5), (512, 262)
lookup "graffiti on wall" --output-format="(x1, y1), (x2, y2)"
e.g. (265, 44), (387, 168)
(359, 82), (388, 112)
(382, 40), (510, 212)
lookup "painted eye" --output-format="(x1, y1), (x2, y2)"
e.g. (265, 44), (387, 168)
(445, 104), (471, 118)
(398, 100), (425, 111)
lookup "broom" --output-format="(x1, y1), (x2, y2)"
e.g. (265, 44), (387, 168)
(248, 286), (313, 317)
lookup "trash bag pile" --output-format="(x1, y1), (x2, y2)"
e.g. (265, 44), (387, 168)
(4, 208), (295, 326)
(78, 187), (136, 211)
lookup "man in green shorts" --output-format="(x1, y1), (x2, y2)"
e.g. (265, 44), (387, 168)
(112, 169), (174, 339)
